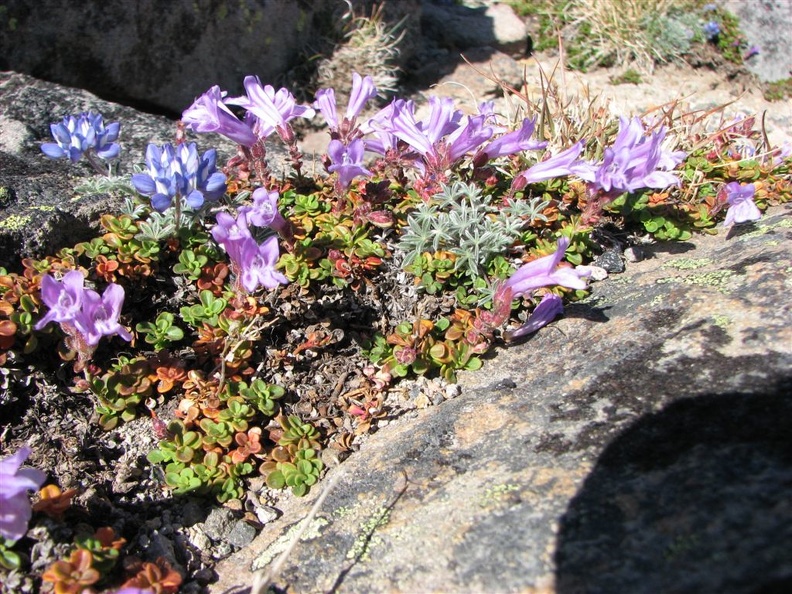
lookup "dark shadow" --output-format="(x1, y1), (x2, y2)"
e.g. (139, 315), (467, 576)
(554, 379), (792, 593)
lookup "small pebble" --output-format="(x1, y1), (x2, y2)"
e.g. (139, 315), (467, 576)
(624, 246), (645, 262)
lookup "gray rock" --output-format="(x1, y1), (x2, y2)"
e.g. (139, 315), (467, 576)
(421, 1), (527, 55)
(720, 0), (792, 82)
(226, 520), (258, 549)
(0, 0), (334, 115)
(211, 206), (792, 593)
(202, 508), (236, 542)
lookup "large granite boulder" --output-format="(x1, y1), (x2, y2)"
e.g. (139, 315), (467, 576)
(212, 206), (792, 593)
(0, 0), (334, 115)
(720, 0), (792, 82)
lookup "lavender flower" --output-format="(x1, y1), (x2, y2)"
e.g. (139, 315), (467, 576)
(503, 293), (564, 341)
(34, 270), (85, 330)
(0, 446), (47, 541)
(182, 85), (258, 147)
(314, 73), (377, 140)
(504, 237), (590, 298)
(76, 284), (133, 347)
(515, 140), (595, 186)
(227, 76), (315, 141)
(35, 272), (132, 349)
(237, 236), (289, 293)
(723, 182), (761, 226)
(591, 117), (685, 196)
(131, 142), (226, 212)
(744, 45), (761, 60)
(41, 112), (120, 174)
(478, 117), (547, 160)
(327, 139), (372, 188)
(244, 188), (288, 233)
(211, 210), (254, 262)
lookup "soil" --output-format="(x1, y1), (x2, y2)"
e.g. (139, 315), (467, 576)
(1, 29), (791, 594)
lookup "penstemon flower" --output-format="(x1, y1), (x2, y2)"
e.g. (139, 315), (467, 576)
(0, 446), (47, 541)
(504, 237), (590, 298)
(41, 112), (120, 174)
(514, 140), (595, 187)
(35, 271), (131, 365)
(182, 85), (258, 147)
(503, 293), (565, 341)
(722, 181), (761, 226)
(327, 138), (372, 189)
(314, 72), (378, 143)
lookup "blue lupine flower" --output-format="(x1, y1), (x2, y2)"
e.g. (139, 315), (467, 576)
(131, 142), (227, 212)
(703, 21), (720, 40)
(41, 112), (120, 171)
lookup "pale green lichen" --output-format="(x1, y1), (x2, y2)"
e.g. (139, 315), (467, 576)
(0, 214), (31, 231)
(737, 217), (792, 241)
(28, 205), (55, 212)
(650, 294), (665, 306)
(656, 270), (734, 291)
(711, 314), (731, 329)
(346, 506), (391, 562)
(479, 483), (519, 508)
(661, 257), (712, 270)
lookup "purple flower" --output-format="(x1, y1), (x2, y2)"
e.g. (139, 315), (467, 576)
(327, 139), (372, 188)
(244, 188), (288, 233)
(516, 140), (596, 186)
(131, 142), (226, 212)
(314, 73), (377, 136)
(237, 235), (289, 293)
(182, 85), (258, 147)
(703, 20), (720, 40)
(723, 182), (761, 226)
(76, 284), (133, 347)
(479, 117), (547, 160)
(211, 211), (254, 264)
(503, 293), (564, 341)
(35, 272), (131, 349)
(34, 270), (86, 330)
(227, 76), (315, 140)
(504, 237), (590, 298)
(591, 117), (685, 196)
(111, 590), (154, 594)
(0, 446), (47, 541)
(41, 112), (120, 172)
(744, 45), (761, 60)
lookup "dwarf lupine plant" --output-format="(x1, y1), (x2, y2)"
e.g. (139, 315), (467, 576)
(131, 142), (227, 230)
(41, 112), (120, 175)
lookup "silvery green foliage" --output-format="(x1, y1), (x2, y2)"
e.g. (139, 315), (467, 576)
(135, 210), (176, 241)
(119, 196), (149, 220)
(398, 181), (549, 280)
(74, 175), (137, 197)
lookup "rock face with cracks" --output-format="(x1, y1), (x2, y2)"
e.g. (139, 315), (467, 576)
(212, 207), (792, 593)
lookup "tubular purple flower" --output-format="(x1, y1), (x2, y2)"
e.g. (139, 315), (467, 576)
(182, 85), (258, 147)
(327, 139), (373, 188)
(0, 446), (47, 541)
(76, 284), (132, 347)
(227, 76), (315, 139)
(445, 115), (494, 163)
(591, 117), (685, 195)
(517, 140), (596, 185)
(245, 188), (288, 232)
(314, 88), (339, 131)
(504, 293), (564, 341)
(504, 237), (590, 298)
(34, 270), (86, 330)
(384, 99), (435, 156)
(237, 235), (289, 293)
(346, 73), (377, 121)
(723, 182), (760, 226)
(211, 211), (253, 251)
(480, 117), (547, 160)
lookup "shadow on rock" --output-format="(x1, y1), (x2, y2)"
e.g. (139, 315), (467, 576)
(554, 380), (792, 594)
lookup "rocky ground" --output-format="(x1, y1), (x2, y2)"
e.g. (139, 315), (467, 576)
(1, 2), (791, 593)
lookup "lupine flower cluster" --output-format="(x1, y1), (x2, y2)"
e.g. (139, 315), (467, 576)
(0, 446), (46, 542)
(131, 142), (227, 213)
(34, 270), (131, 359)
(40, 112), (120, 174)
